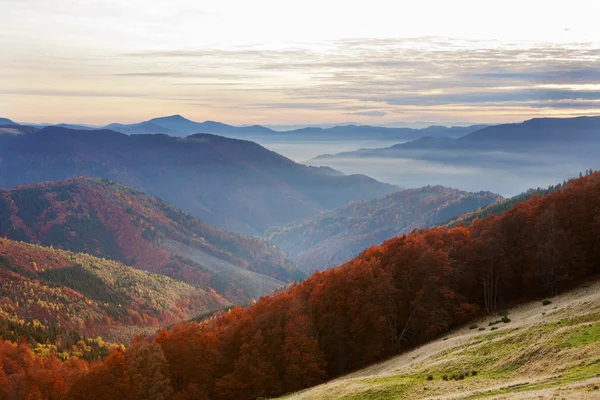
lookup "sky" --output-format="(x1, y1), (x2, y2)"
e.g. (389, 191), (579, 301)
(2, 0), (600, 125)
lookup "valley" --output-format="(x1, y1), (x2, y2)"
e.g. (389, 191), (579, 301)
(4, 4), (600, 398)
(309, 116), (600, 196)
(268, 186), (502, 272)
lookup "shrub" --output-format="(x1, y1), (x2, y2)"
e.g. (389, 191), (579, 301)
(442, 375), (448, 381)
(501, 316), (511, 323)
(491, 327), (499, 331)
(542, 299), (552, 306)
(471, 370), (478, 376)
(469, 324), (478, 330)
(498, 310), (509, 316)
(427, 375), (434, 381)
(479, 327), (486, 331)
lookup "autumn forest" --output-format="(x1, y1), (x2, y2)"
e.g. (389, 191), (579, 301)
(1, 165), (599, 399)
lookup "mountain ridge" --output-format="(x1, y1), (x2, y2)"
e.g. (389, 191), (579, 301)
(4, 115), (488, 140)
(0, 177), (303, 303)
(268, 186), (502, 272)
(314, 115), (600, 160)
(0, 127), (399, 235)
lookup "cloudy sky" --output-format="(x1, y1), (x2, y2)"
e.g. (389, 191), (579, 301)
(2, 0), (600, 125)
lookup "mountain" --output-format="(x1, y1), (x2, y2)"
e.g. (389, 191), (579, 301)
(279, 123), (487, 142)
(0, 177), (304, 302)
(268, 186), (502, 272)
(0, 123), (39, 136)
(145, 115), (275, 136)
(104, 121), (176, 135)
(55, 123), (97, 130)
(442, 177), (575, 228)
(114, 115), (485, 140)
(0, 127), (398, 235)
(0, 118), (15, 125)
(101, 115), (276, 137)
(459, 115), (600, 144)
(6, 171), (599, 400)
(316, 116), (600, 160)
(3, 115), (488, 142)
(0, 237), (229, 345)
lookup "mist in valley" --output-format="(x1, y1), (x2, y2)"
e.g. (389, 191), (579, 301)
(307, 152), (596, 197)
(257, 140), (402, 161)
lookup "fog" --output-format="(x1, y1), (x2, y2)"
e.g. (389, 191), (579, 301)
(257, 140), (401, 161)
(253, 139), (600, 197)
(307, 154), (597, 197)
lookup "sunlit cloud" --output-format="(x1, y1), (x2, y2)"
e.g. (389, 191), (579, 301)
(2, 0), (600, 124)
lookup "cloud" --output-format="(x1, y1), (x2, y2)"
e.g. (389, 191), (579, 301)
(5, 36), (600, 121)
(344, 111), (387, 117)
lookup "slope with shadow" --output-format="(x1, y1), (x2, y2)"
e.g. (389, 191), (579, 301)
(0, 237), (229, 344)
(0, 127), (398, 235)
(268, 186), (502, 272)
(0, 177), (304, 303)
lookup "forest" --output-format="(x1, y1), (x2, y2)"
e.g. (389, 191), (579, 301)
(268, 186), (501, 272)
(1, 171), (599, 399)
(0, 177), (304, 304)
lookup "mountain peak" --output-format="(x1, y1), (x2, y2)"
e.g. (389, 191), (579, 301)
(151, 114), (192, 122)
(0, 117), (16, 125)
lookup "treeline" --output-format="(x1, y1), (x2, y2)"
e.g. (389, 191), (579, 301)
(2, 172), (600, 400)
(444, 168), (597, 227)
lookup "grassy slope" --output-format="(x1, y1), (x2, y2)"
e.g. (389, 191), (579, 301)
(278, 279), (600, 400)
(0, 238), (229, 344)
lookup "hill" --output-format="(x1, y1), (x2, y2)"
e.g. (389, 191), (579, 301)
(103, 121), (176, 135)
(9, 115), (487, 141)
(0, 118), (15, 125)
(6, 171), (598, 400)
(315, 116), (600, 161)
(0, 177), (304, 302)
(441, 176), (583, 228)
(114, 116), (485, 141)
(144, 115), (275, 137)
(0, 123), (39, 136)
(0, 128), (398, 235)
(0, 237), (229, 346)
(310, 116), (600, 197)
(268, 186), (502, 272)
(279, 279), (600, 400)
(0, 173), (600, 400)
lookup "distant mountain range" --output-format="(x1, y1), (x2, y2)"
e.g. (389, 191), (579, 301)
(0, 177), (303, 303)
(267, 186), (501, 272)
(0, 127), (398, 235)
(315, 116), (600, 163)
(4, 114), (487, 141)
